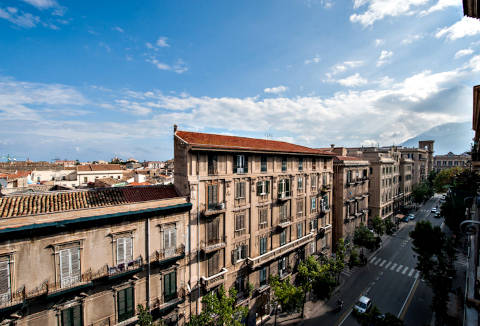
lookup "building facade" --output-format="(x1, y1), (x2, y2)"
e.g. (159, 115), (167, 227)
(173, 128), (334, 325)
(77, 164), (125, 187)
(0, 185), (191, 326)
(400, 141), (435, 185)
(434, 152), (470, 172)
(331, 149), (370, 247)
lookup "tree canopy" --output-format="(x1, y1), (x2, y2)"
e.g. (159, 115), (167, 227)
(433, 167), (463, 193)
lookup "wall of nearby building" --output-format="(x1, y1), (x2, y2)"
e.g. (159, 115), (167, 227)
(77, 171), (124, 186)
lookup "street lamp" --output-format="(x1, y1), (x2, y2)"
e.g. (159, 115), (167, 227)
(460, 220), (480, 235)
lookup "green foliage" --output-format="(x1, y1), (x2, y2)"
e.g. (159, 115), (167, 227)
(348, 247), (360, 268)
(410, 221), (456, 325)
(371, 216), (385, 236)
(412, 182), (433, 204)
(353, 224), (378, 250)
(137, 304), (153, 326)
(187, 286), (248, 326)
(384, 218), (396, 235)
(270, 275), (303, 313)
(433, 167), (464, 193)
(354, 305), (404, 326)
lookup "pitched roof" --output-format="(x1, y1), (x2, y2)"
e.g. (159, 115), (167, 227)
(77, 164), (124, 172)
(0, 185), (179, 218)
(0, 171), (31, 180)
(176, 130), (334, 155)
(335, 156), (364, 161)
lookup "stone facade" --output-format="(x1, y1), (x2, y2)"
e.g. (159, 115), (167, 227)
(434, 152), (470, 172)
(174, 129), (334, 325)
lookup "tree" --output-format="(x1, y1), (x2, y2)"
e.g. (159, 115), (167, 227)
(348, 246), (361, 268)
(410, 221), (456, 325)
(187, 286), (248, 326)
(433, 167), (463, 193)
(353, 224), (378, 251)
(270, 275), (303, 313)
(297, 256), (321, 317)
(384, 218), (395, 235)
(371, 216), (385, 236)
(412, 182), (430, 204)
(137, 304), (153, 326)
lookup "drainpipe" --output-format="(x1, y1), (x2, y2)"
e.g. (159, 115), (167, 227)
(146, 217), (151, 310)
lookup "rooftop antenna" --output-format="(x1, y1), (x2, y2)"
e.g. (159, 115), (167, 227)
(265, 133), (273, 140)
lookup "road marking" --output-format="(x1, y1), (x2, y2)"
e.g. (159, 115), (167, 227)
(402, 266), (409, 274)
(385, 261), (392, 269)
(373, 258), (381, 265)
(379, 259), (386, 267)
(371, 257), (379, 265)
(396, 264), (404, 272)
(408, 269), (415, 277)
(414, 271), (420, 278)
(398, 277), (421, 319)
(390, 263), (398, 271)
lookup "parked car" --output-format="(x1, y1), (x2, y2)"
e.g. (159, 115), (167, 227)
(354, 296), (372, 314)
(431, 207), (437, 213)
(408, 214), (415, 220)
(401, 215), (409, 223)
(434, 212), (441, 218)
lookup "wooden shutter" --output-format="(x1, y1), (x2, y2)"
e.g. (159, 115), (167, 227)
(266, 180), (270, 194)
(62, 308), (71, 326)
(208, 185), (213, 207)
(242, 245), (247, 259)
(170, 270), (176, 294)
(257, 181), (262, 195)
(233, 155), (238, 172)
(164, 273), (170, 296)
(70, 247), (80, 281)
(60, 249), (70, 285)
(244, 156), (248, 173)
(117, 238), (125, 265)
(286, 179), (290, 196)
(126, 287), (134, 314)
(125, 237), (133, 262)
(72, 305), (82, 326)
(0, 260), (10, 298)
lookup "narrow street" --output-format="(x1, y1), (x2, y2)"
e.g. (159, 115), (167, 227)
(302, 196), (444, 326)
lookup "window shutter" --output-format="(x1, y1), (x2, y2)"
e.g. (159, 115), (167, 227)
(118, 289), (125, 315)
(233, 155), (238, 172)
(72, 305), (82, 326)
(171, 229), (177, 249)
(266, 180), (270, 194)
(286, 179), (290, 195)
(208, 185), (213, 206)
(171, 270), (176, 294)
(0, 261), (10, 297)
(125, 237), (133, 262)
(244, 156), (248, 173)
(70, 247), (80, 279)
(117, 238), (125, 265)
(278, 180), (283, 195)
(164, 273), (170, 296)
(62, 308), (72, 326)
(232, 249), (237, 265)
(126, 287), (134, 314)
(60, 249), (70, 283)
(257, 181), (262, 195)
(213, 185), (218, 204)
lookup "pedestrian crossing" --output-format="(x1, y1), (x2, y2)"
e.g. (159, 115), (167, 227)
(368, 256), (420, 278)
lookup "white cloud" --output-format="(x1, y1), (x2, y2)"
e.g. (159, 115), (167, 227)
(21, 0), (57, 9)
(156, 36), (170, 47)
(336, 73), (368, 87)
(264, 86), (288, 94)
(173, 59), (188, 74)
(0, 7), (40, 28)
(145, 42), (154, 49)
(377, 50), (393, 67)
(146, 57), (188, 74)
(401, 34), (423, 45)
(375, 39), (385, 47)
(468, 55), (480, 72)
(113, 26), (124, 33)
(326, 60), (364, 78)
(304, 54), (321, 64)
(454, 48), (474, 59)
(98, 42), (111, 53)
(436, 16), (480, 40)
(350, 0), (429, 27)
(420, 0), (460, 15)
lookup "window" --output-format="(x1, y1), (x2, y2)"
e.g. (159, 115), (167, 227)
(310, 218), (318, 231)
(259, 208), (268, 229)
(347, 170), (352, 183)
(117, 287), (134, 322)
(207, 184), (218, 210)
(207, 218), (220, 244)
(297, 223), (303, 238)
(235, 181), (246, 199)
(208, 154), (218, 175)
(321, 195), (329, 211)
(369, 167), (373, 174)
(208, 252), (220, 276)
(234, 155), (248, 174)
(282, 157), (287, 172)
(83, 177), (87, 183)
(298, 158), (303, 171)
(297, 199), (304, 217)
(279, 203), (288, 222)
(311, 197), (316, 212)
(0, 258), (11, 305)
(297, 176), (303, 193)
(116, 237), (133, 265)
(280, 229), (286, 246)
(312, 159), (316, 170)
(235, 275), (247, 294)
(278, 257), (287, 276)
(233, 244), (248, 263)
(260, 237), (267, 255)
(256, 180), (270, 196)
(235, 214), (246, 233)
(61, 305), (82, 326)
(261, 156), (267, 172)
(60, 247), (81, 288)
(260, 267), (267, 286)
(164, 270), (177, 302)
(164, 227), (176, 256)
(311, 175), (317, 189)
(309, 241), (316, 254)
(278, 178), (290, 197)
(322, 173), (327, 186)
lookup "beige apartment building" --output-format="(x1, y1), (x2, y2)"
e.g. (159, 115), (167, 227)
(0, 185), (191, 326)
(173, 128), (334, 325)
(434, 152), (470, 172)
(400, 141), (434, 185)
(331, 148), (370, 247)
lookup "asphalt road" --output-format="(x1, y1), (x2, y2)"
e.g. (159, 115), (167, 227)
(303, 195), (444, 326)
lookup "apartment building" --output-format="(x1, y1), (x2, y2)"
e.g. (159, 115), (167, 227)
(0, 185), (191, 326)
(434, 152), (470, 172)
(77, 164), (125, 186)
(400, 141), (434, 185)
(173, 127), (334, 325)
(331, 148), (370, 246)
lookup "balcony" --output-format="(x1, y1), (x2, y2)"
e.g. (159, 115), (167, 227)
(277, 192), (291, 202)
(151, 245), (185, 265)
(247, 232), (315, 269)
(279, 266), (292, 280)
(201, 268), (228, 290)
(277, 217), (292, 229)
(202, 202), (226, 217)
(153, 288), (186, 314)
(108, 258), (143, 279)
(200, 237), (226, 254)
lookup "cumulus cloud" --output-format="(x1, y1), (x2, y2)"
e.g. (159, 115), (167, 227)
(436, 16), (480, 40)
(326, 60), (364, 78)
(468, 55), (480, 72)
(0, 7), (39, 28)
(377, 50), (393, 67)
(420, 0), (460, 15)
(264, 86), (288, 94)
(304, 54), (321, 64)
(113, 26), (124, 33)
(146, 57), (188, 74)
(336, 73), (368, 87)
(350, 0), (429, 27)
(454, 48), (474, 59)
(21, 0), (57, 9)
(401, 34), (423, 45)
(375, 39), (385, 47)
(156, 36), (170, 47)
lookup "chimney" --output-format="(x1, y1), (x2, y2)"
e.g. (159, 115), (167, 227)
(173, 124), (178, 133)
(330, 144), (335, 149)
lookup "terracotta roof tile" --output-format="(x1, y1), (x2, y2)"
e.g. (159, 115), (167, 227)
(0, 185), (179, 218)
(335, 156), (364, 161)
(77, 164), (124, 172)
(176, 130), (334, 155)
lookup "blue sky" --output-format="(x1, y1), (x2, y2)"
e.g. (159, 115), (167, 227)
(1, 0), (479, 161)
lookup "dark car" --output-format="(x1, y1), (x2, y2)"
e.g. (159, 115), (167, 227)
(434, 212), (441, 218)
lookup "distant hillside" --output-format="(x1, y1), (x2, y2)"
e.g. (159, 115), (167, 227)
(401, 122), (473, 155)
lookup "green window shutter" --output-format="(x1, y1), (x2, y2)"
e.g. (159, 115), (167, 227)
(244, 156), (248, 173)
(72, 305), (82, 326)
(266, 180), (270, 193)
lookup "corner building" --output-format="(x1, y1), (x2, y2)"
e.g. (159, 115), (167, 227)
(173, 128), (334, 325)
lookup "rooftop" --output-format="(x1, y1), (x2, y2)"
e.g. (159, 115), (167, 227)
(77, 164), (124, 172)
(176, 130), (334, 156)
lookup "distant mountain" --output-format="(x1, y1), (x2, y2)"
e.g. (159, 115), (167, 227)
(400, 122), (473, 155)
